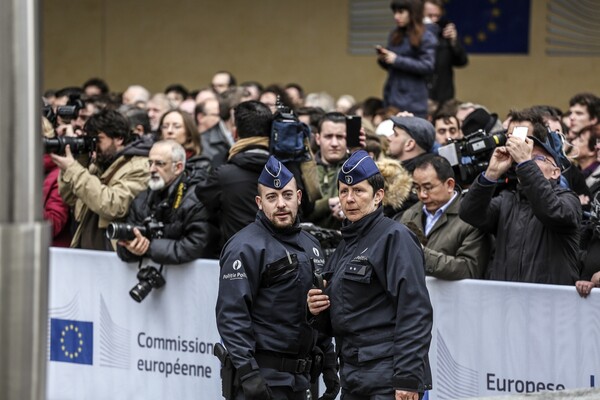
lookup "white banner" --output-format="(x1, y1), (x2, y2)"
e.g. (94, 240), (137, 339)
(427, 278), (600, 399)
(47, 249), (600, 400)
(47, 248), (221, 400)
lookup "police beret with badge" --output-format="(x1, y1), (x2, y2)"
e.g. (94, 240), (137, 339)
(258, 155), (294, 189)
(338, 149), (380, 185)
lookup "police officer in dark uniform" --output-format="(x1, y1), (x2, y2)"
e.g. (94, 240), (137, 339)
(216, 156), (339, 400)
(308, 150), (433, 400)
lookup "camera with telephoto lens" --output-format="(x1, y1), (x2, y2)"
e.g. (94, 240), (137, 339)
(106, 217), (165, 241)
(129, 265), (166, 303)
(56, 94), (85, 123)
(43, 135), (97, 155)
(437, 129), (507, 184)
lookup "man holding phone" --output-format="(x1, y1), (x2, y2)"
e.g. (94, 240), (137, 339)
(459, 109), (581, 285)
(307, 112), (364, 229)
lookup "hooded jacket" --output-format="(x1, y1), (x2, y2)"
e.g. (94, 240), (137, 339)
(195, 143), (270, 247)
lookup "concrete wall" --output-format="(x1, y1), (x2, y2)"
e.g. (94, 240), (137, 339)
(42, 0), (600, 117)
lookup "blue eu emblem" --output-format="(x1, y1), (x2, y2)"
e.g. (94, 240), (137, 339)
(50, 318), (93, 365)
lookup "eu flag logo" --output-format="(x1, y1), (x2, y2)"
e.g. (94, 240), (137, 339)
(444, 0), (531, 54)
(50, 318), (93, 365)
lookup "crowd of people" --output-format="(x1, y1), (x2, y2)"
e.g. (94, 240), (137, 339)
(41, 0), (600, 398)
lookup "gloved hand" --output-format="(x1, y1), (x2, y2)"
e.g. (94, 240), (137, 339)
(318, 367), (340, 400)
(240, 370), (272, 400)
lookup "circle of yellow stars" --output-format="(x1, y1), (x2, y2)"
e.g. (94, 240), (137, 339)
(60, 324), (85, 359)
(463, 0), (501, 46)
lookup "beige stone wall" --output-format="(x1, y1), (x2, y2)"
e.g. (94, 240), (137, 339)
(42, 0), (599, 117)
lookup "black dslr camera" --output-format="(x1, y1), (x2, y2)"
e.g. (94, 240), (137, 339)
(56, 94), (85, 123)
(129, 265), (166, 303)
(106, 217), (165, 241)
(438, 129), (507, 184)
(43, 135), (97, 155)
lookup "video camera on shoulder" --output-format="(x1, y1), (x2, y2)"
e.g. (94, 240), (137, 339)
(270, 96), (312, 163)
(437, 129), (506, 184)
(106, 217), (165, 241)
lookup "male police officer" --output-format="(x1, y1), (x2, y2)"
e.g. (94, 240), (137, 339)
(216, 156), (339, 400)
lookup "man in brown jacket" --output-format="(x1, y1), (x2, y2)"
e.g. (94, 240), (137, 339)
(400, 154), (491, 279)
(53, 109), (151, 250)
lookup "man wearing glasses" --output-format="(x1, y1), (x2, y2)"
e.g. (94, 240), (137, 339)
(116, 140), (219, 262)
(459, 111), (581, 285)
(400, 154), (491, 280)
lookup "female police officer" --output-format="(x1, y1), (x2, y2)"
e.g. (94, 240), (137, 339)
(308, 150), (433, 400)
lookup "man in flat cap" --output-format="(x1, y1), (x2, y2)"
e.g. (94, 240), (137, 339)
(216, 156), (339, 400)
(387, 116), (436, 174)
(308, 150), (433, 400)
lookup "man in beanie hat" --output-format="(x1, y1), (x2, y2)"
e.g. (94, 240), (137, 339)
(459, 117), (581, 285)
(308, 150), (433, 400)
(216, 155), (339, 400)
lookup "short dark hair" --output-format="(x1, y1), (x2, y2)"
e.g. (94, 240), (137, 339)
(318, 112), (346, 132)
(507, 108), (548, 141)
(164, 84), (189, 100)
(285, 83), (304, 98)
(414, 154), (455, 181)
(362, 97), (384, 118)
(215, 71), (237, 87)
(366, 173), (386, 193)
(82, 78), (110, 95)
(234, 101), (273, 139)
(432, 111), (460, 129)
(569, 92), (600, 121)
(122, 106), (151, 134)
(84, 109), (131, 141)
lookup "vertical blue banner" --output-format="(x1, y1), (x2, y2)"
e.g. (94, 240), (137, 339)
(444, 0), (531, 53)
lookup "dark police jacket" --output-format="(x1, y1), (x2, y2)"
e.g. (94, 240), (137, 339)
(116, 173), (219, 263)
(324, 206), (433, 394)
(216, 211), (331, 390)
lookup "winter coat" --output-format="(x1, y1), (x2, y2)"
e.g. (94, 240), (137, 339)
(305, 151), (346, 229)
(322, 206), (432, 395)
(43, 154), (71, 247)
(459, 161), (581, 285)
(379, 29), (437, 118)
(195, 144), (270, 246)
(400, 193), (491, 280)
(58, 138), (151, 250)
(116, 174), (219, 263)
(427, 24), (468, 104)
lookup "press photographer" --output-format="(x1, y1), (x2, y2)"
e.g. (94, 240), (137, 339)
(115, 139), (219, 265)
(54, 109), (151, 250)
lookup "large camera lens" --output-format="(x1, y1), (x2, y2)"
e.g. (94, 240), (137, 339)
(129, 280), (153, 303)
(106, 222), (137, 241)
(43, 136), (96, 155)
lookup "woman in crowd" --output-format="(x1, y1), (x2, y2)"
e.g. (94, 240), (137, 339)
(159, 109), (211, 185)
(377, 0), (436, 119)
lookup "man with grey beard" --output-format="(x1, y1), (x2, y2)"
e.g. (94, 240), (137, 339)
(116, 140), (219, 263)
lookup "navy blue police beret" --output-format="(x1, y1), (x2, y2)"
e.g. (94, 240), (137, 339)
(338, 150), (380, 185)
(258, 155), (294, 189)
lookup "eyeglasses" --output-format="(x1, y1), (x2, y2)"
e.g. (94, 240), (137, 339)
(532, 155), (558, 168)
(147, 160), (171, 168)
(411, 182), (443, 195)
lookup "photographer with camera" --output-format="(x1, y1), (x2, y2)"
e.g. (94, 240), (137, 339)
(53, 109), (151, 250)
(115, 140), (219, 263)
(459, 110), (581, 285)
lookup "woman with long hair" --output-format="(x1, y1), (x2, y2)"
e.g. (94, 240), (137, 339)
(377, 0), (437, 118)
(159, 109), (211, 185)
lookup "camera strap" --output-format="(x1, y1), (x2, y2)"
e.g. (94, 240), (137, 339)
(100, 156), (133, 185)
(137, 258), (164, 274)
